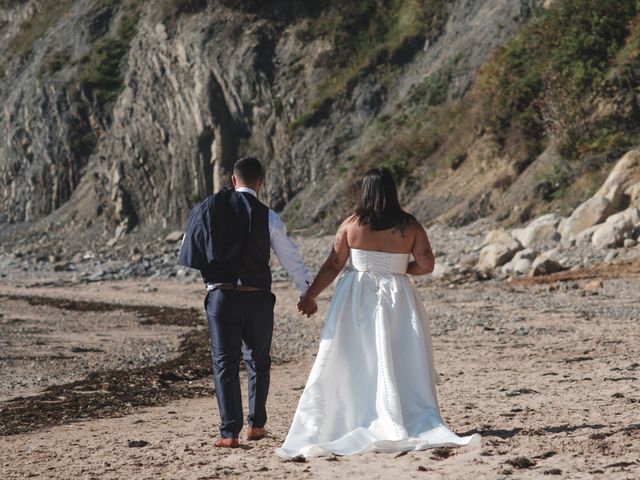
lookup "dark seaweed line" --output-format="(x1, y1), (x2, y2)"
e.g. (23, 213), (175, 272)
(0, 294), (202, 327)
(0, 295), (213, 436)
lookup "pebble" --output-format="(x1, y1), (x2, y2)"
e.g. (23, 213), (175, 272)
(583, 280), (603, 290)
(1, 214), (640, 287)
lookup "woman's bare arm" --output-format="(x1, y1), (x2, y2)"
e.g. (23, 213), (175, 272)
(407, 220), (435, 275)
(298, 219), (350, 312)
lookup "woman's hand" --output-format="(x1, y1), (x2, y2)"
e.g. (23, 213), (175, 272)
(298, 295), (318, 317)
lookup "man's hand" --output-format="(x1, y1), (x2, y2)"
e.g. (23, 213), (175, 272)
(297, 295), (318, 318)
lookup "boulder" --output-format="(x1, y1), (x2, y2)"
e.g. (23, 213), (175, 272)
(501, 247), (537, 275)
(591, 208), (640, 249)
(595, 149), (640, 210)
(165, 231), (184, 243)
(559, 197), (614, 245)
(583, 279), (603, 290)
(575, 224), (600, 245)
(482, 228), (516, 246)
(514, 248), (538, 262)
(476, 233), (522, 270)
(511, 213), (561, 247)
(627, 182), (640, 208)
(432, 263), (451, 279)
(529, 248), (567, 277)
(459, 252), (479, 267)
(513, 258), (533, 275)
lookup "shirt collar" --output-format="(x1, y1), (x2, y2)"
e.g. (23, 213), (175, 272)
(236, 187), (257, 198)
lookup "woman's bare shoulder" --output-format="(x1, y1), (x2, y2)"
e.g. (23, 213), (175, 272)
(407, 215), (424, 232)
(344, 213), (358, 224)
(340, 214), (359, 230)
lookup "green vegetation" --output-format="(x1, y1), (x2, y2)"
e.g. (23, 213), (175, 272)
(157, 0), (207, 18)
(0, 0), (28, 8)
(79, 37), (130, 106)
(478, 0), (640, 199)
(39, 49), (71, 77)
(290, 0), (448, 130)
(188, 192), (201, 205)
(350, 98), (471, 188)
(66, 0), (142, 159)
(408, 55), (462, 107)
(77, 0), (141, 110)
(70, 131), (98, 158)
(534, 160), (573, 201)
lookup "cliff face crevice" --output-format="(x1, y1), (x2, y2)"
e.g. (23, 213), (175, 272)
(1, 0), (546, 236)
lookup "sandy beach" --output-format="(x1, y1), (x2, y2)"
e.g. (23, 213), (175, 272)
(1, 260), (639, 479)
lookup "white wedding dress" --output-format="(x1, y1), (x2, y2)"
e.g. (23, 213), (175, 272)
(276, 248), (481, 458)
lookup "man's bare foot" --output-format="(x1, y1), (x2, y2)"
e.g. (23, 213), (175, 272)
(214, 438), (239, 448)
(247, 427), (267, 441)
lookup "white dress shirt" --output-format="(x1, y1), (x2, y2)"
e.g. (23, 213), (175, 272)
(206, 186), (312, 295)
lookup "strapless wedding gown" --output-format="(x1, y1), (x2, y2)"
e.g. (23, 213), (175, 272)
(276, 248), (481, 458)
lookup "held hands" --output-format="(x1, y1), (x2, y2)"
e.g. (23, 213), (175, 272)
(297, 294), (318, 318)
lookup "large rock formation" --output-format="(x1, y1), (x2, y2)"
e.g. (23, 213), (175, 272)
(0, 0), (542, 240)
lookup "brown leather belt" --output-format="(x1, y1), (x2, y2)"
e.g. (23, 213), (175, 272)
(210, 283), (263, 292)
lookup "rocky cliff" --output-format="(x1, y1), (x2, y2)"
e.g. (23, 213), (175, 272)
(1, 0), (639, 244)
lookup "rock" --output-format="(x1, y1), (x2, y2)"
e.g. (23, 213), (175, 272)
(106, 223), (128, 247)
(127, 440), (149, 448)
(627, 182), (640, 208)
(575, 225), (600, 245)
(594, 149), (640, 210)
(165, 231), (184, 244)
(583, 279), (603, 290)
(530, 249), (567, 277)
(513, 258), (532, 275)
(477, 233), (523, 270)
(431, 264), (451, 279)
(482, 228), (515, 246)
(87, 270), (105, 281)
(530, 257), (565, 276)
(53, 262), (70, 272)
(431, 263), (451, 279)
(624, 238), (637, 248)
(176, 268), (188, 277)
(605, 251), (618, 263)
(559, 150), (640, 245)
(512, 248), (537, 262)
(459, 252), (479, 267)
(591, 208), (640, 249)
(501, 248), (536, 275)
(559, 197), (614, 245)
(511, 214), (560, 247)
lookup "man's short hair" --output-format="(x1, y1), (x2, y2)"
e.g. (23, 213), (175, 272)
(233, 156), (263, 185)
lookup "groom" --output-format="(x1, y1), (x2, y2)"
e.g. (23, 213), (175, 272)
(180, 156), (316, 448)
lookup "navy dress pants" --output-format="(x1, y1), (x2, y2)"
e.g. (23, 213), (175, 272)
(204, 289), (275, 438)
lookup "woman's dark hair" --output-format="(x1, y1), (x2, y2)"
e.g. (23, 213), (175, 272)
(354, 168), (412, 231)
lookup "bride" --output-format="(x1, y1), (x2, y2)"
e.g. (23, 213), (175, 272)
(277, 168), (480, 458)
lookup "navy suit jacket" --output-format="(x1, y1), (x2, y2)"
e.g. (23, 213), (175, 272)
(177, 187), (250, 271)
